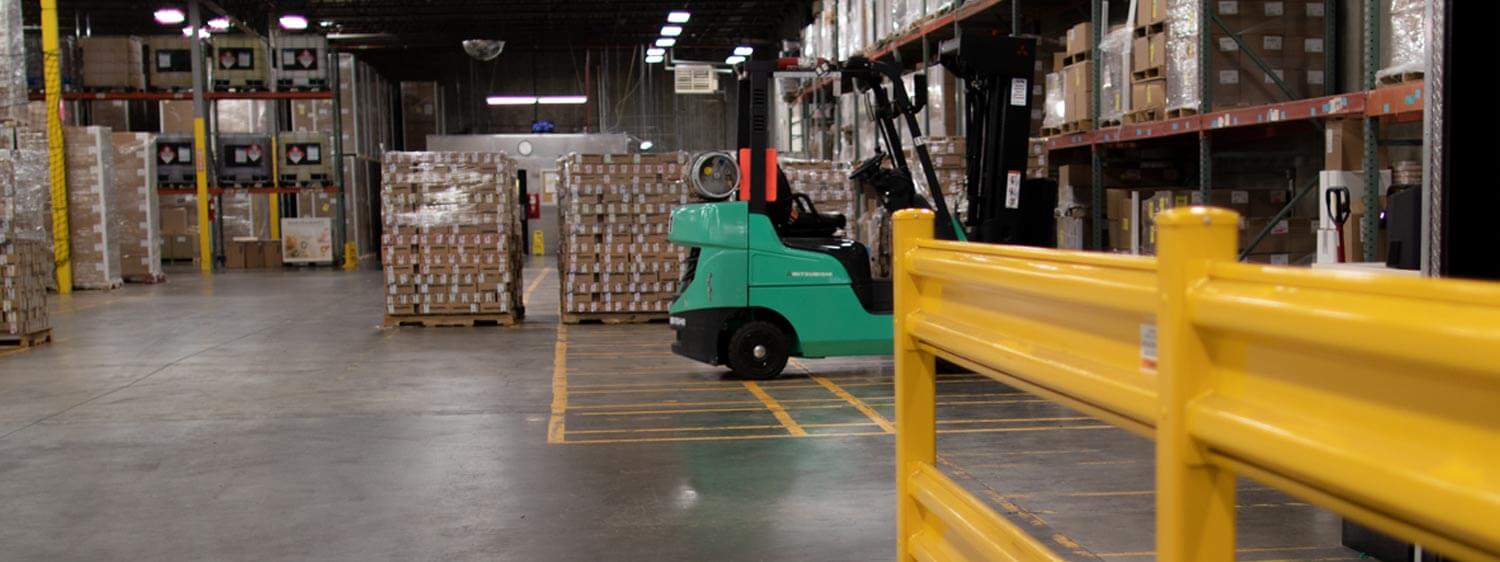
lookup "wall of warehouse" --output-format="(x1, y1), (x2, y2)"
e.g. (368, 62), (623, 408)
(365, 47), (740, 153)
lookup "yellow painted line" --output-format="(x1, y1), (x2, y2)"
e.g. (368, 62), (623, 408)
(568, 392), (1029, 410)
(563, 430), (893, 445)
(575, 403), (852, 417)
(546, 322), (568, 444)
(522, 267), (553, 304)
(742, 381), (807, 436)
(569, 351), (680, 357)
(810, 377), (896, 433)
(566, 376), (995, 393)
(1097, 546), (1334, 558)
(0, 347), (33, 359)
(937, 416), (1092, 425)
(937, 424), (1113, 435)
(787, 421), (880, 429)
(567, 424), (787, 435)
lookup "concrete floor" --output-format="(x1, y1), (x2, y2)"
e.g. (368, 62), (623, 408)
(0, 261), (1361, 561)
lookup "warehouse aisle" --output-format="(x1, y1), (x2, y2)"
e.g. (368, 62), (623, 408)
(0, 262), (1357, 561)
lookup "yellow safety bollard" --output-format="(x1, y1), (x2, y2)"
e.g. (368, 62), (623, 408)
(342, 242), (357, 271)
(1154, 206), (1240, 562)
(892, 208), (936, 562)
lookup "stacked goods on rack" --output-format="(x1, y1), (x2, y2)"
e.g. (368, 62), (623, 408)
(158, 205), (200, 262)
(1129, 0), (1169, 122)
(78, 36), (147, 91)
(557, 152), (690, 323)
(380, 151), (524, 326)
(1, 1), (27, 117)
(1040, 69), (1066, 136)
(1169, 0), (1329, 116)
(1099, 25), (1132, 127)
(273, 35), (329, 91)
(1060, 23), (1094, 132)
(209, 35), (269, 91)
(1055, 165), (1093, 250)
(1378, 0), (1424, 83)
(110, 132), (164, 283)
(63, 126), (123, 290)
(1, 138), (53, 344)
(145, 36), (196, 91)
(903, 137), (969, 225)
(1029, 42), (1062, 136)
(1027, 139), (1049, 179)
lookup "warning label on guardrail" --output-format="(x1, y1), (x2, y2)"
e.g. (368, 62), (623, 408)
(1140, 322), (1158, 371)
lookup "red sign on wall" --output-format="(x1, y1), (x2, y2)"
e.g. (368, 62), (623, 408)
(527, 193), (541, 220)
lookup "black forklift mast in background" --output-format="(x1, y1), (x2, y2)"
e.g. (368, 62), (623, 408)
(939, 32), (1054, 247)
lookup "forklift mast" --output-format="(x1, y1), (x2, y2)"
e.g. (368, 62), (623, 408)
(938, 33), (1048, 246)
(735, 57), (784, 214)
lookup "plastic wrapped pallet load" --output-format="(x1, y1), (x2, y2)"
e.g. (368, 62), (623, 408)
(1378, 0), (1425, 82)
(110, 132), (163, 283)
(380, 151), (524, 326)
(1164, 0), (1201, 115)
(0, 141), (53, 343)
(1099, 26), (1132, 125)
(557, 152), (690, 323)
(63, 126), (123, 290)
(0, 0), (26, 120)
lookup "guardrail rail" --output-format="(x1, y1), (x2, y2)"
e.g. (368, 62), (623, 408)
(891, 206), (1500, 562)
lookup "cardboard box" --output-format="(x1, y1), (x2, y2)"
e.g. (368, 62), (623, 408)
(1242, 218), (1317, 253)
(162, 207), (190, 234)
(1065, 22), (1093, 55)
(262, 240), (282, 267)
(1131, 79), (1166, 111)
(225, 239), (248, 269)
(1137, 0), (1167, 26)
(1324, 119), (1364, 171)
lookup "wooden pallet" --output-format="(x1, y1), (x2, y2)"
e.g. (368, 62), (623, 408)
(1062, 51), (1091, 66)
(1166, 107), (1199, 119)
(1099, 118), (1123, 128)
(1131, 65), (1165, 81)
(1061, 119), (1094, 133)
(1039, 126), (1063, 137)
(1, 329), (52, 349)
(562, 312), (669, 325)
(124, 273), (168, 284)
(383, 313), (521, 328)
(1134, 21), (1165, 37)
(1378, 71), (1423, 85)
(1124, 108), (1164, 124)
(75, 280), (124, 291)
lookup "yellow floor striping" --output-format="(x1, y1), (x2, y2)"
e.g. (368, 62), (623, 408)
(1097, 546), (1338, 558)
(741, 381), (807, 436)
(522, 267), (553, 303)
(546, 321), (568, 443)
(567, 392), (1028, 411)
(790, 358), (897, 434)
(567, 378), (1000, 395)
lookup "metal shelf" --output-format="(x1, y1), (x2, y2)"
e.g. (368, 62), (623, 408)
(27, 90), (334, 102)
(1045, 84), (1421, 151)
(159, 187), (342, 196)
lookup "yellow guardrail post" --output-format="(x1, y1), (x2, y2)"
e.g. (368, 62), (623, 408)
(893, 208), (936, 561)
(1155, 207), (1240, 562)
(41, 0), (71, 294)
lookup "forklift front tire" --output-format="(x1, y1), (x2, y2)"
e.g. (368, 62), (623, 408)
(726, 321), (789, 380)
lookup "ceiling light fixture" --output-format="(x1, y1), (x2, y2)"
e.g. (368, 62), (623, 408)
(278, 14), (309, 30)
(646, 47), (665, 57)
(660, 25), (683, 37)
(207, 17), (230, 30)
(725, 55), (745, 65)
(667, 11), (691, 23)
(645, 55), (664, 63)
(640, 140), (655, 150)
(537, 96), (588, 105)
(182, 25), (210, 38)
(734, 45), (754, 56)
(154, 8), (186, 25)
(487, 96), (538, 106)
(655, 37), (676, 47)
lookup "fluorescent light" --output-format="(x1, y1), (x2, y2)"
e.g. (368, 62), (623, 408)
(640, 140), (655, 150)
(487, 96), (537, 105)
(646, 47), (665, 57)
(660, 25), (683, 37)
(207, 17), (230, 30)
(279, 14), (309, 30)
(645, 55), (664, 63)
(656, 37), (676, 47)
(538, 96), (588, 105)
(667, 11), (691, 23)
(725, 55), (745, 64)
(182, 26), (210, 38)
(319, 20), (335, 28)
(154, 8), (185, 25)
(734, 45), (754, 56)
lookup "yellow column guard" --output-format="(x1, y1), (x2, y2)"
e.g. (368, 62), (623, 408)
(41, 0), (71, 294)
(891, 206), (1500, 562)
(193, 118), (212, 272)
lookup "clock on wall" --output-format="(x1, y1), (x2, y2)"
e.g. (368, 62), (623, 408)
(517, 140), (534, 156)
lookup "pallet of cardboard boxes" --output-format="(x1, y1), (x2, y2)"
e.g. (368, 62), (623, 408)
(111, 132), (166, 283)
(557, 152), (690, 324)
(63, 126), (124, 290)
(0, 146), (51, 348)
(380, 151), (525, 327)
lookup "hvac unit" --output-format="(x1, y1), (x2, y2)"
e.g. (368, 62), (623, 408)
(674, 64), (718, 94)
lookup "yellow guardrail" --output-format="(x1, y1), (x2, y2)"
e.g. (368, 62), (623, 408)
(891, 207), (1500, 562)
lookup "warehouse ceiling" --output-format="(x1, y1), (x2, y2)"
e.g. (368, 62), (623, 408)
(24, 1), (815, 50)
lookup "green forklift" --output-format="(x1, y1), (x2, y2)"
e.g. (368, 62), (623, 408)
(668, 37), (1053, 379)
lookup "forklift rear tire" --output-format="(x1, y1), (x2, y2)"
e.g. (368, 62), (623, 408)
(726, 321), (789, 380)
